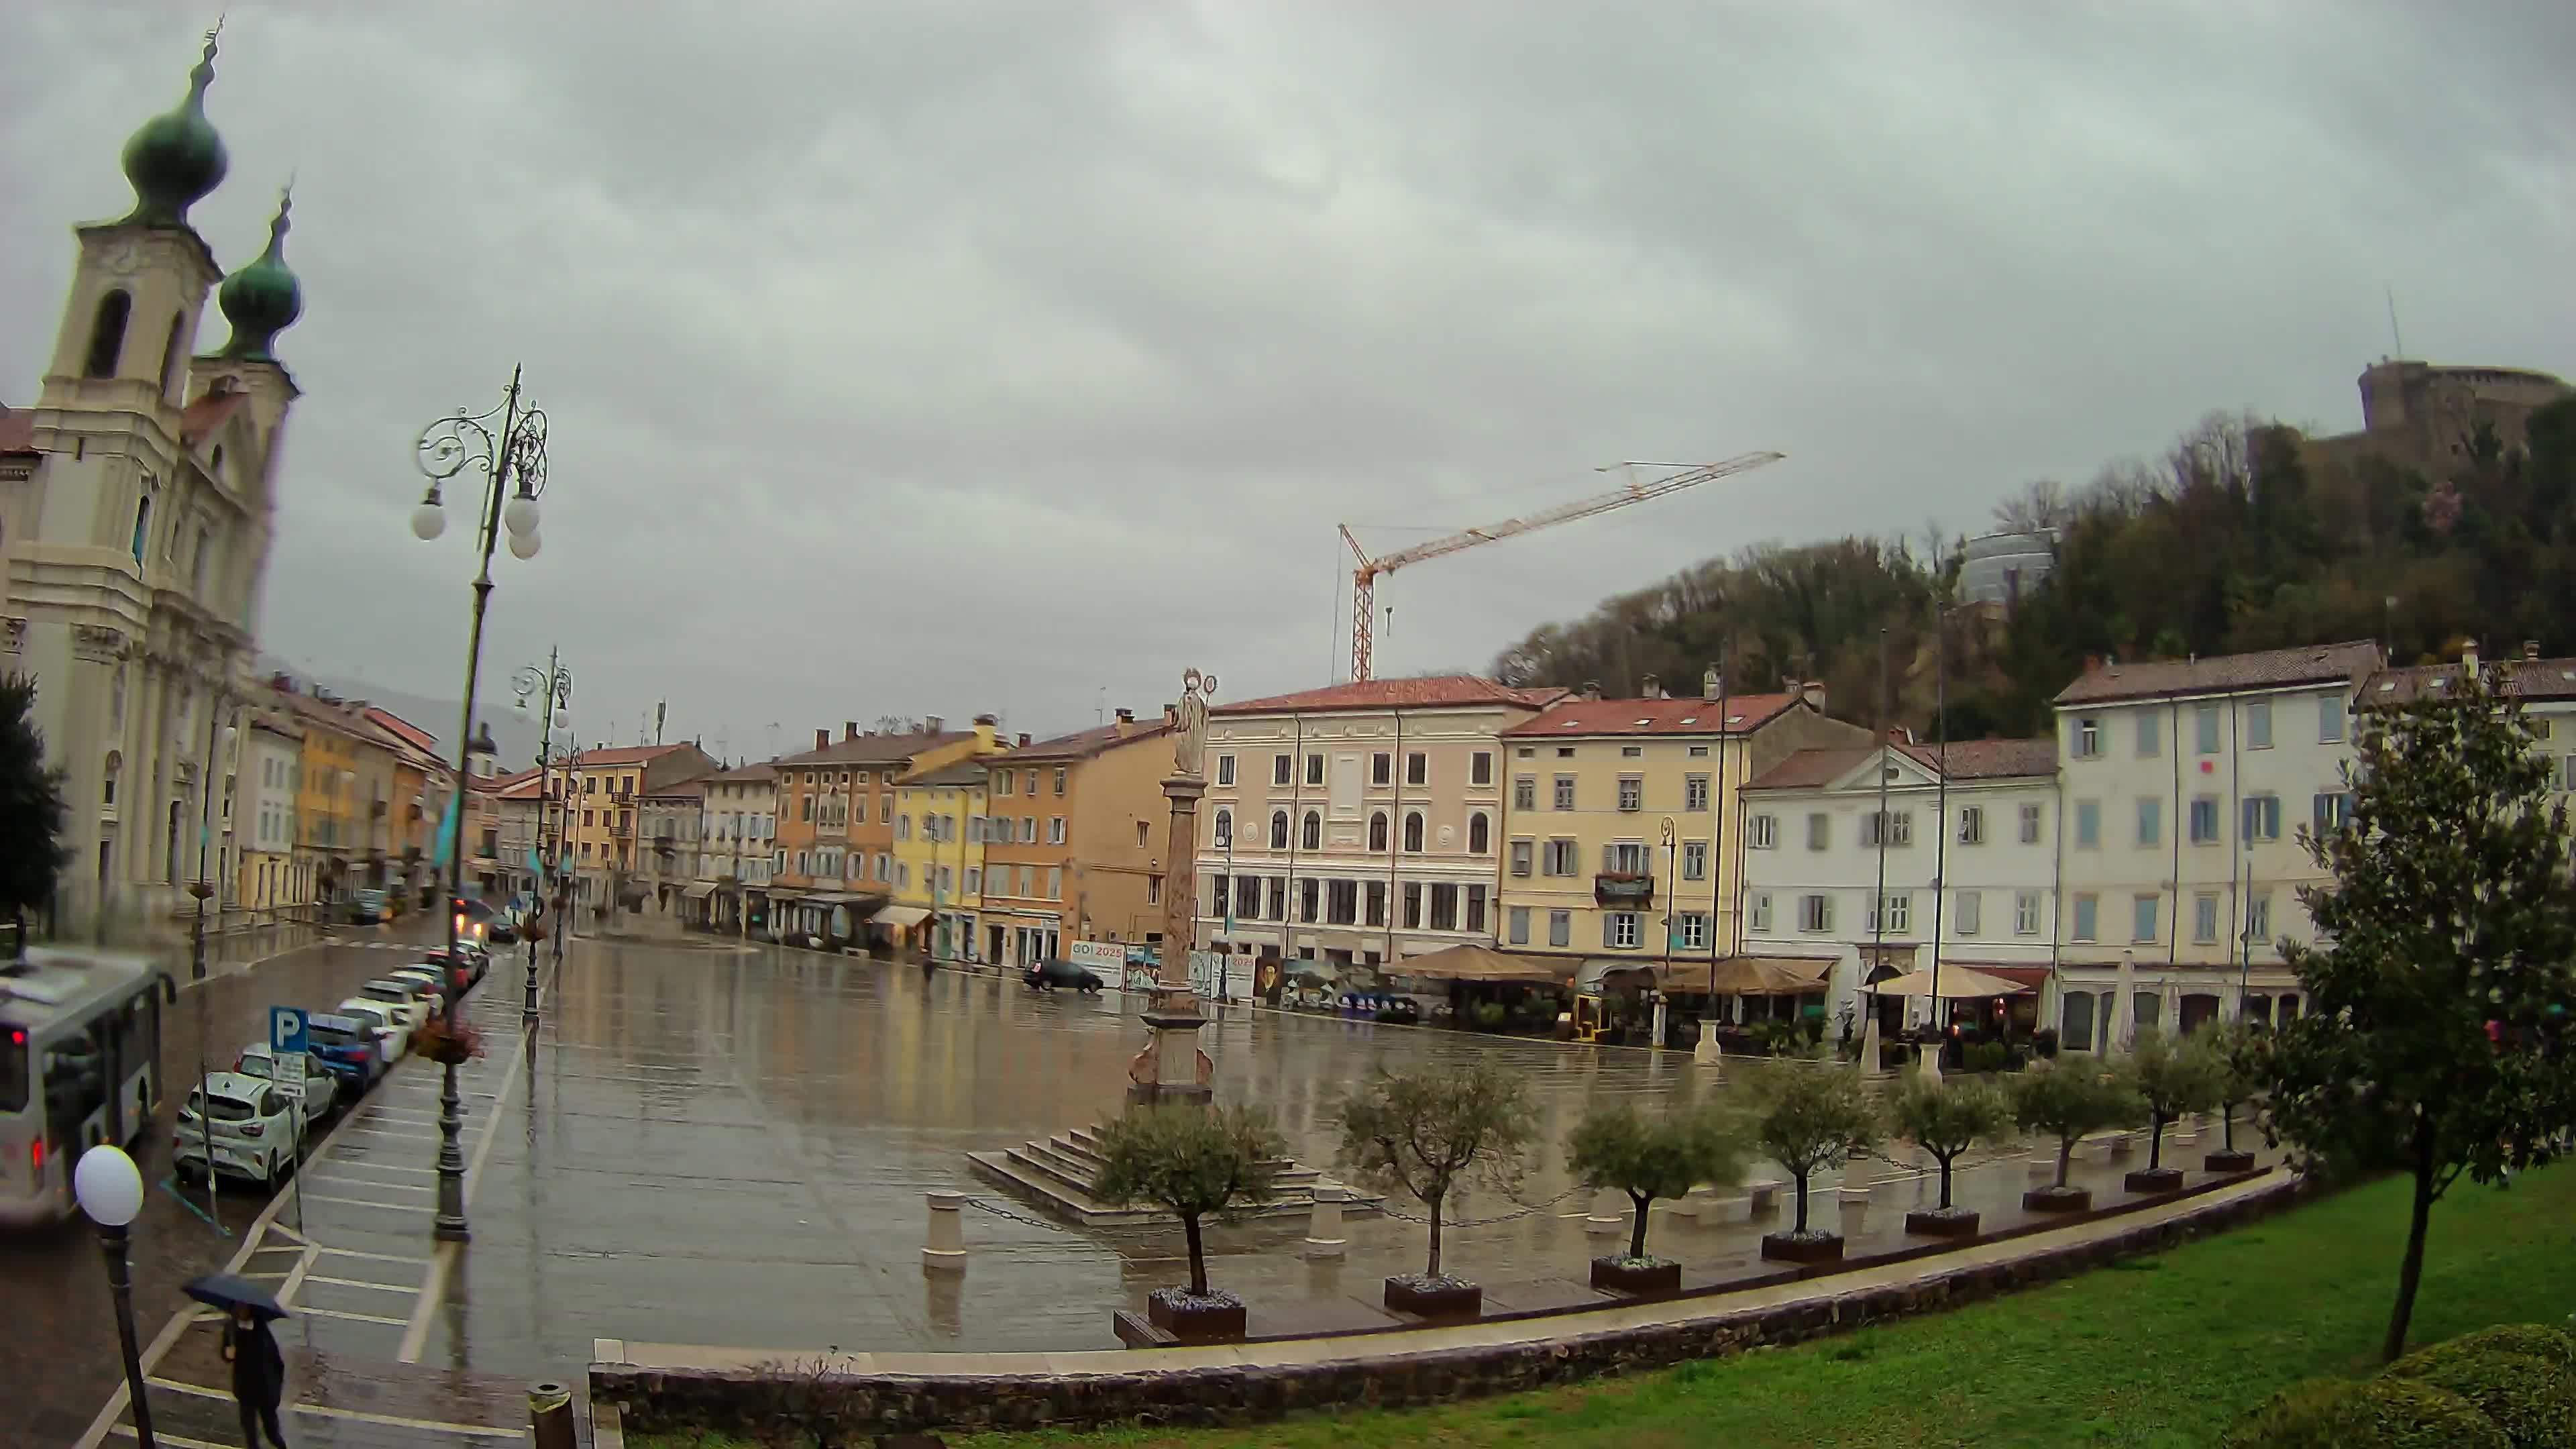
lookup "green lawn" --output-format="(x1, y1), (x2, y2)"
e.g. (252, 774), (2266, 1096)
(635, 1165), (2576, 1449)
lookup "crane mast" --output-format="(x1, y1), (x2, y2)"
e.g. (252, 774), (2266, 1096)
(1340, 450), (1785, 682)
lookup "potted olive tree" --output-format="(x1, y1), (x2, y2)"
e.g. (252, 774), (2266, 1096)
(1566, 1100), (1748, 1295)
(1336, 1061), (1538, 1319)
(1743, 1059), (1882, 1265)
(2202, 1018), (2264, 1173)
(2125, 1029), (2222, 1193)
(1889, 1070), (2012, 1237)
(1093, 1104), (1285, 1342)
(2012, 1059), (2146, 1213)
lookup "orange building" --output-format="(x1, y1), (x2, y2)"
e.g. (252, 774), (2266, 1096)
(767, 716), (1004, 948)
(979, 708), (1174, 968)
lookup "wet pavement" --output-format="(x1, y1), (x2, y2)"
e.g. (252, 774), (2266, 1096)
(3, 917), (450, 1446)
(54, 932), (2277, 1445)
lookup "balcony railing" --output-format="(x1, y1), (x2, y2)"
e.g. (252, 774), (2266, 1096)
(1593, 872), (1655, 906)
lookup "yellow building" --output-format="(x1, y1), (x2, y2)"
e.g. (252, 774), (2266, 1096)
(1494, 679), (1865, 986)
(557, 743), (719, 918)
(280, 694), (364, 906)
(892, 757), (991, 959)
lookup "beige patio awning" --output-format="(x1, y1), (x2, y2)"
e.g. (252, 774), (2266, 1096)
(871, 904), (932, 928)
(1866, 965), (2032, 999)
(1707, 955), (1836, 995)
(1382, 944), (1574, 984)
(681, 882), (718, 900)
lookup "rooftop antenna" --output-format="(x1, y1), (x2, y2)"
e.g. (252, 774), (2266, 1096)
(1096, 686), (1106, 727)
(654, 700), (667, 746)
(2385, 284), (2406, 360)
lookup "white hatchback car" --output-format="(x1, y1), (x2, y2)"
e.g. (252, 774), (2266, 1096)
(356, 977), (433, 1034)
(335, 999), (409, 1066)
(233, 1041), (345, 1116)
(173, 1071), (305, 1186)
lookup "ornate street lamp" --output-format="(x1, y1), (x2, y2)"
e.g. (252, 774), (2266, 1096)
(75, 1146), (156, 1449)
(410, 367), (550, 1242)
(512, 652), (572, 1028)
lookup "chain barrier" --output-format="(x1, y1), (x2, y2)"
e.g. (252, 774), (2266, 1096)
(1374, 1184), (1582, 1228)
(963, 1195), (1077, 1234)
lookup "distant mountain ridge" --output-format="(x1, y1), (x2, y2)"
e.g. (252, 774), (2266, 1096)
(253, 655), (541, 774)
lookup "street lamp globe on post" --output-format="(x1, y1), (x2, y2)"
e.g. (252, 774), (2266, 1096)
(76, 1145), (157, 1449)
(410, 367), (551, 1243)
(510, 654), (572, 1030)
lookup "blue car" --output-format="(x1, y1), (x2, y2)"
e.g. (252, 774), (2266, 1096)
(303, 1012), (385, 1092)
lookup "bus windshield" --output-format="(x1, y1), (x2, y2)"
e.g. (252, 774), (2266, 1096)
(0, 1026), (27, 1114)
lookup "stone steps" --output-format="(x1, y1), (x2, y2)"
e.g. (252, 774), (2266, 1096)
(967, 1124), (1381, 1228)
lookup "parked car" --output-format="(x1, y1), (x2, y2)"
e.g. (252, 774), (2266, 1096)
(302, 1012), (386, 1091)
(1024, 959), (1105, 994)
(172, 1072), (304, 1186)
(390, 967), (455, 1010)
(356, 977), (435, 1035)
(347, 888), (389, 924)
(233, 1041), (347, 1114)
(334, 1000), (409, 1067)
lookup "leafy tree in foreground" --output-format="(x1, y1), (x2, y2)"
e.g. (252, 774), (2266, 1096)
(1336, 1061), (1538, 1281)
(2013, 1060), (2147, 1193)
(1093, 1105), (1285, 1297)
(1743, 1060), (1882, 1237)
(1566, 1100), (1748, 1260)
(2262, 663), (2576, 1362)
(1888, 1071), (2011, 1213)
(0, 674), (70, 950)
(2129, 1029), (2224, 1173)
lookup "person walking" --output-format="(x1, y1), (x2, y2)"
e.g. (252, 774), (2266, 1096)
(219, 1303), (289, 1446)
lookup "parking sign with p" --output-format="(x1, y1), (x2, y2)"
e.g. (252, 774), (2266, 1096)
(269, 1006), (307, 1057)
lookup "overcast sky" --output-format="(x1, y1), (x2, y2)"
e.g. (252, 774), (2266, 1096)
(6, 2), (2569, 759)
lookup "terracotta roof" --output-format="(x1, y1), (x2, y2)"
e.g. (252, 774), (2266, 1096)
(773, 730), (972, 767)
(567, 743), (694, 767)
(497, 772), (547, 800)
(2363, 656), (2576, 706)
(361, 706), (439, 757)
(1214, 675), (1566, 716)
(181, 390), (248, 446)
(2054, 641), (2383, 706)
(901, 759), (992, 788)
(1502, 693), (1800, 738)
(1011, 719), (1173, 761)
(705, 761), (777, 784)
(0, 408), (33, 455)
(643, 777), (710, 799)
(1746, 736), (2056, 792)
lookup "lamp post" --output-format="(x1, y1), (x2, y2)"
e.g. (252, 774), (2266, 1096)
(1656, 816), (1677, 1049)
(411, 368), (550, 1243)
(513, 654), (572, 1028)
(75, 1145), (156, 1449)
(186, 700), (238, 1223)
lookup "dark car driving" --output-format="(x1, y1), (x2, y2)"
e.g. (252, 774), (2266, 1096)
(1024, 959), (1104, 994)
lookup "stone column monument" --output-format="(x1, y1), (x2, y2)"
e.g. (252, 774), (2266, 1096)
(1128, 668), (1218, 1108)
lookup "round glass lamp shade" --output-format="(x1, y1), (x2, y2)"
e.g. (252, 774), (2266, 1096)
(410, 500), (447, 541)
(74, 1144), (145, 1227)
(502, 495), (540, 537)
(507, 529), (541, 561)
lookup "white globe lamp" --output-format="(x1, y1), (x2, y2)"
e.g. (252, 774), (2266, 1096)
(74, 1144), (144, 1228)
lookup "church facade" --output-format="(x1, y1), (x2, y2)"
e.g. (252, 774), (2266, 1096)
(0, 28), (305, 934)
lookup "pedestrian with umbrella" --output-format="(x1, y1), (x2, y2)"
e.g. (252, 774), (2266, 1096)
(186, 1273), (290, 1446)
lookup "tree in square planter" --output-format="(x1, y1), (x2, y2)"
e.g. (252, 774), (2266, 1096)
(1743, 1058), (1882, 1265)
(1566, 1099), (1748, 1295)
(1337, 1061), (1538, 1320)
(2124, 1028), (2222, 1193)
(2202, 1018), (2265, 1173)
(1093, 1105), (1285, 1342)
(1890, 1069), (2012, 1238)
(2011, 1057), (2145, 1213)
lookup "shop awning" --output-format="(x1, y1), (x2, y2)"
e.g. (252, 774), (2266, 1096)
(682, 882), (718, 900)
(1381, 945), (1574, 984)
(1866, 965), (2033, 999)
(1705, 955), (1836, 996)
(872, 904), (932, 928)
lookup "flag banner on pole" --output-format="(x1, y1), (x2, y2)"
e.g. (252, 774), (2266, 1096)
(428, 790), (460, 869)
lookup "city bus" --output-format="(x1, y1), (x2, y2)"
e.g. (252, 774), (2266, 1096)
(0, 950), (177, 1227)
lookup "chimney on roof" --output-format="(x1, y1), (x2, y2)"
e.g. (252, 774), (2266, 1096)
(924, 715), (945, 734)
(2463, 640), (2480, 673)
(1163, 704), (1179, 728)
(1115, 708), (1134, 725)
(844, 722), (858, 741)
(1016, 732), (1031, 748)
(270, 672), (292, 692)
(973, 712), (999, 726)
(815, 728), (830, 751)
(1799, 681), (1827, 712)
(1580, 680), (1603, 702)
(2524, 639), (2541, 661)
(1640, 672), (1662, 699)
(1703, 666), (1721, 701)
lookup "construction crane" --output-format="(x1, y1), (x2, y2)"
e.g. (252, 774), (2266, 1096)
(1338, 450), (1786, 682)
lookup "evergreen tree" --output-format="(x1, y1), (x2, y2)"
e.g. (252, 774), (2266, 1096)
(0, 674), (70, 949)
(2263, 663), (2576, 1362)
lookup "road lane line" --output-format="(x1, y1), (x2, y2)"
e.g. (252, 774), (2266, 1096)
(300, 1193), (425, 1212)
(305, 1274), (415, 1293)
(108, 1427), (227, 1448)
(294, 1305), (413, 1326)
(315, 1244), (429, 1264)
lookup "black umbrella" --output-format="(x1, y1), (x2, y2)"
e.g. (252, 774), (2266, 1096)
(183, 1273), (288, 1322)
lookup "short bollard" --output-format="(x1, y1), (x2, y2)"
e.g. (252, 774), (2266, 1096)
(1301, 1183), (1347, 1259)
(923, 1190), (967, 1273)
(527, 1381), (576, 1449)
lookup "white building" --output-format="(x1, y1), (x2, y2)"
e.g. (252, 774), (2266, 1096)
(2050, 641), (2383, 1049)
(1739, 736), (2061, 1035)
(695, 760), (777, 932)
(233, 708), (301, 910)
(1195, 676), (1563, 969)
(2, 32), (301, 932)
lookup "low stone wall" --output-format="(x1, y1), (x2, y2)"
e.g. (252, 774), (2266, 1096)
(595, 1175), (2307, 1440)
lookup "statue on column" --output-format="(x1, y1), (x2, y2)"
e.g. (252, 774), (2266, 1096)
(1171, 668), (1218, 780)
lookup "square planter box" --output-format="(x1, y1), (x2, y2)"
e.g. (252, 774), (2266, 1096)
(2124, 1166), (2186, 1195)
(2204, 1148), (2257, 1173)
(1589, 1256), (1682, 1296)
(1904, 1207), (1982, 1238)
(2022, 1186), (2093, 1214)
(1384, 1276), (1483, 1320)
(1760, 1231), (1845, 1265)
(1145, 1289), (1245, 1342)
